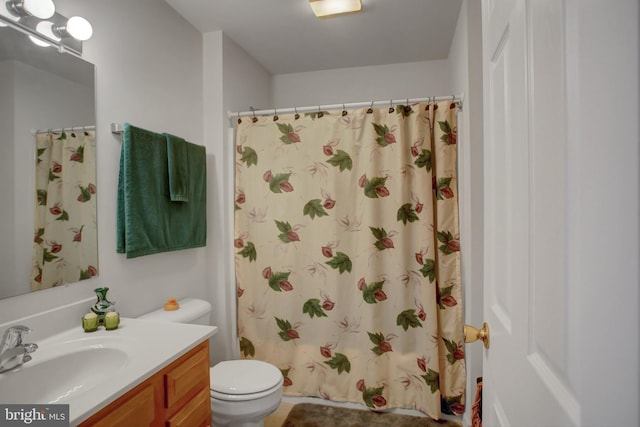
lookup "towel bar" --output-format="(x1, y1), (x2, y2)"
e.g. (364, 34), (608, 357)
(111, 123), (123, 135)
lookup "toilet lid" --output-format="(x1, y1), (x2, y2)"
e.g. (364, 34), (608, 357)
(211, 360), (282, 395)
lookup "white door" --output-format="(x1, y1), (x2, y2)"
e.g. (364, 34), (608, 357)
(481, 0), (639, 426)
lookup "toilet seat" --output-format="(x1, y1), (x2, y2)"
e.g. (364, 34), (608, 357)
(210, 360), (283, 402)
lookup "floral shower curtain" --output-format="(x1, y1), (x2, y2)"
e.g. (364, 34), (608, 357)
(234, 101), (465, 418)
(31, 130), (98, 290)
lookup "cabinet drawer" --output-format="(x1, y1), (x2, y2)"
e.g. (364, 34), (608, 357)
(167, 386), (210, 427)
(88, 383), (157, 427)
(165, 342), (209, 410)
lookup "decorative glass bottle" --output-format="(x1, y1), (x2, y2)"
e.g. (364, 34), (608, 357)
(91, 287), (115, 322)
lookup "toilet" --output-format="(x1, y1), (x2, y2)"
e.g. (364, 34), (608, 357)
(138, 298), (283, 427)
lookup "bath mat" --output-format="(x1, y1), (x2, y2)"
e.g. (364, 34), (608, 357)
(281, 403), (461, 427)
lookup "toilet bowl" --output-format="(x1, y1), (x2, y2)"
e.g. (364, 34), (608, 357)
(138, 298), (283, 427)
(210, 360), (284, 427)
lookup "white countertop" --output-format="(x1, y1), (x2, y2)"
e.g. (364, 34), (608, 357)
(4, 318), (217, 426)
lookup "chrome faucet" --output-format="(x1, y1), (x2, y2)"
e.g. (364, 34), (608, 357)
(0, 325), (38, 373)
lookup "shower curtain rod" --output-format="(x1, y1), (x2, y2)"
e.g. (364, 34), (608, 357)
(227, 94), (464, 119)
(33, 125), (96, 135)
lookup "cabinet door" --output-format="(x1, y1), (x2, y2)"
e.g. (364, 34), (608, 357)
(87, 384), (159, 427)
(167, 387), (211, 427)
(165, 342), (209, 411)
(78, 340), (210, 427)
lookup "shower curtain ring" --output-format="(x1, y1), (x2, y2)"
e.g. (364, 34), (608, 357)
(294, 107), (300, 120)
(273, 108), (279, 121)
(367, 101), (374, 114)
(317, 105), (324, 118)
(250, 106), (258, 123)
(388, 99), (394, 113)
(342, 104), (347, 116)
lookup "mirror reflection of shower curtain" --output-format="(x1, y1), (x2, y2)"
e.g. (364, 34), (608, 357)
(234, 101), (465, 419)
(31, 130), (98, 290)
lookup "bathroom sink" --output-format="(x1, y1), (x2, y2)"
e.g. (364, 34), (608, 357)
(0, 334), (134, 404)
(0, 318), (216, 426)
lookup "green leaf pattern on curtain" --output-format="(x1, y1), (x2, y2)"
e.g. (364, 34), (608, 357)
(31, 131), (97, 290)
(234, 101), (464, 419)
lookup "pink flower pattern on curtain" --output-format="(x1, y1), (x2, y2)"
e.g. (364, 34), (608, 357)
(234, 101), (465, 418)
(32, 130), (98, 290)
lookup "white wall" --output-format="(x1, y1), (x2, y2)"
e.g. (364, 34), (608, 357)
(221, 35), (272, 362)
(272, 60), (451, 107)
(201, 31), (271, 364)
(222, 35), (272, 115)
(201, 30), (226, 365)
(565, 1), (639, 424)
(0, 0), (207, 334)
(447, 1), (483, 425)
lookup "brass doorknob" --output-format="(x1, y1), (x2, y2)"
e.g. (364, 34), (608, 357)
(464, 322), (490, 349)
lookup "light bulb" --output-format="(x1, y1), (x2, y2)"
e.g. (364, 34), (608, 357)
(28, 35), (50, 47)
(9, 0), (56, 19)
(66, 16), (92, 41)
(25, 0), (55, 19)
(35, 20), (59, 41)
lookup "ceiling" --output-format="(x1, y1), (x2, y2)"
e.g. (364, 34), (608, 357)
(164, 0), (463, 75)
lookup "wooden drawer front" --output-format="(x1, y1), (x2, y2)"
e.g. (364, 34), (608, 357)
(165, 343), (209, 410)
(167, 386), (211, 427)
(90, 384), (156, 427)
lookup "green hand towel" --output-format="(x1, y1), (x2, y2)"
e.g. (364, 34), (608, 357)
(117, 123), (207, 258)
(165, 133), (189, 202)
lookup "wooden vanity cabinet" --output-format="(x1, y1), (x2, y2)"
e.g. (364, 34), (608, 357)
(79, 340), (211, 427)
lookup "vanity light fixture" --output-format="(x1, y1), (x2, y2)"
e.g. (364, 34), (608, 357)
(7, 0), (55, 20)
(309, 0), (362, 18)
(0, 0), (92, 55)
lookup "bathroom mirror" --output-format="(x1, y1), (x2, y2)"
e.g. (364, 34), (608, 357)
(0, 22), (96, 299)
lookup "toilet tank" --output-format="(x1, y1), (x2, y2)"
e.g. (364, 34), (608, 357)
(138, 298), (211, 325)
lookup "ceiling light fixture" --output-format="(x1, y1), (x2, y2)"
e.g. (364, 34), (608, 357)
(309, 0), (362, 18)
